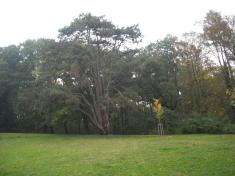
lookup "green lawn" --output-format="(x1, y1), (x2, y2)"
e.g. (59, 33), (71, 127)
(0, 134), (234, 176)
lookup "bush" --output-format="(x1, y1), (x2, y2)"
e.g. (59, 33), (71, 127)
(176, 113), (234, 134)
(163, 109), (181, 134)
(223, 124), (235, 134)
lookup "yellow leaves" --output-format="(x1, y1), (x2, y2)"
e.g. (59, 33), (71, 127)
(153, 99), (164, 120)
(153, 99), (162, 112)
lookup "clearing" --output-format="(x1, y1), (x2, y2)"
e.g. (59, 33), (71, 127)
(0, 134), (234, 176)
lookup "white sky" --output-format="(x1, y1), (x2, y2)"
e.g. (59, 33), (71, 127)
(0, 0), (235, 47)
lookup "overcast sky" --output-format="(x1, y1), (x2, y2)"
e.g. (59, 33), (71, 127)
(0, 0), (234, 47)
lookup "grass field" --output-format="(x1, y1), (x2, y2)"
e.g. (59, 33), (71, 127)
(0, 134), (235, 176)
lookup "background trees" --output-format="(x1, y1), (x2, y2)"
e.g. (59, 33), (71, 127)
(203, 10), (235, 120)
(0, 11), (234, 134)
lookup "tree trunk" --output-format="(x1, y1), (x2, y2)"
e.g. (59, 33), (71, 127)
(63, 122), (68, 134)
(43, 124), (47, 133)
(83, 116), (90, 134)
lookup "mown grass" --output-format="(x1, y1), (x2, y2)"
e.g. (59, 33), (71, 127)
(0, 133), (234, 176)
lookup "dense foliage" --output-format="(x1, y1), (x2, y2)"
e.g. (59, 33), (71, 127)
(0, 11), (235, 134)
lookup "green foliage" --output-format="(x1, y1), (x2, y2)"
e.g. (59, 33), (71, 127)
(162, 109), (181, 134)
(0, 45), (23, 131)
(223, 123), (235, 134)
(1, 12), (235, 134)
(177, 113), (232, 134)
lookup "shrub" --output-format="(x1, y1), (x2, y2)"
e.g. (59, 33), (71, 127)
(177, 113), (233, 134)
(162, 109), (181, 134)
(223, 124), (235, 134)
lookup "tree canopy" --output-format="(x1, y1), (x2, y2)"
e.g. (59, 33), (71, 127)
(0, 11), (235, 134)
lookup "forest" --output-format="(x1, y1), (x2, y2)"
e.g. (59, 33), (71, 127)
(0, 10), (235, 135)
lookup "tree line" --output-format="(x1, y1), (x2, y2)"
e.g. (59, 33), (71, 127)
(0, 10), (235, 134)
